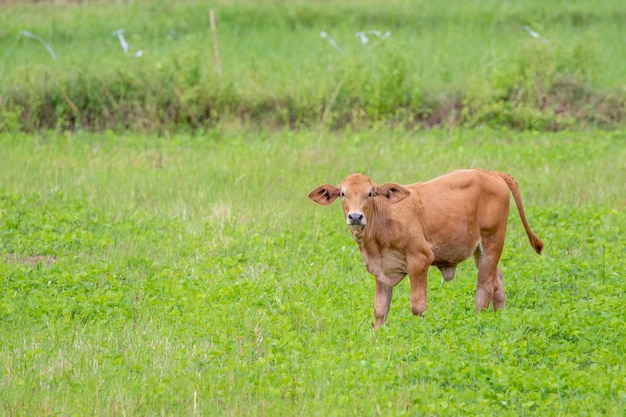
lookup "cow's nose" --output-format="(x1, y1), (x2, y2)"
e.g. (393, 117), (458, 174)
(347, 212), (365, 225)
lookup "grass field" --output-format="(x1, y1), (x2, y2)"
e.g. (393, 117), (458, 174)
(1, 127), (625, 415)
(2, 0), (626, 131)
(1, 0), (625, 415)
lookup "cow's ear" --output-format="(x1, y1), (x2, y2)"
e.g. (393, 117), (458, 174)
(308, 184), (340, 206)
(375, 183), (410, 203)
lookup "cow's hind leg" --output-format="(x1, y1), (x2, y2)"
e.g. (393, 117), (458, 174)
(473, 240), (505, 311)
(492, 266), (505, 311)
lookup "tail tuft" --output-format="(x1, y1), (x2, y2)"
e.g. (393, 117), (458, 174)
(530, 233), (544, 255)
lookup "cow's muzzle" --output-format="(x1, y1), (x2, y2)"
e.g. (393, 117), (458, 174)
(347, 212), (366, 226)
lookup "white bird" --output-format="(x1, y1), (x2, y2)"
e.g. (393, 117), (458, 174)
(19, 30), (56, 60)
(522, 25), (550, 46)
(113, 29), (129, 54)
(320, 31), (341, 51)
(356, 30), (392, 45)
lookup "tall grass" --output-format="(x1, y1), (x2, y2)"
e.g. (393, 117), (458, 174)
(1, 0), (625, 132)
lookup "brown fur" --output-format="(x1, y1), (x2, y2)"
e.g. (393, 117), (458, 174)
(308, 169), (543, 328)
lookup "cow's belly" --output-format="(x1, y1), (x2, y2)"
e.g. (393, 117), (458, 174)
(431, 236), (480, 265)
(362, 249), (407, 287)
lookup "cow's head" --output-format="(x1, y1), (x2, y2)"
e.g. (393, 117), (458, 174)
(308, 173), (410, 230)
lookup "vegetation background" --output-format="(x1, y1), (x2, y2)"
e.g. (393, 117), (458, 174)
(1, 0), (626, 133)
(0, 0), (625, 416)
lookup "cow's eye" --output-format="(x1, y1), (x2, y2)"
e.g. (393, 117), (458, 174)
(367, 189), (373, 198)
(340, 190), (345, 198)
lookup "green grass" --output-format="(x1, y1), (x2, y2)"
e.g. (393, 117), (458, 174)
(1, 0), (626, 131)
(1, 127), (625, 415)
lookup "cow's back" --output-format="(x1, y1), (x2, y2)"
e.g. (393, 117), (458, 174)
(409, 169), (510, 263)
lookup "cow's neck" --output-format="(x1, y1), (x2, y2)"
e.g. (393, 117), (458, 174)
(349, 200), (388, 253)
(350, 226), (369, 248)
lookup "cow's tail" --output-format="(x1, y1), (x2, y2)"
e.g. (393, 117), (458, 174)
(496, 172), (544, 254)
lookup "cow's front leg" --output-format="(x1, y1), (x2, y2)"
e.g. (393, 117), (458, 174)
(373, 280), (393, 329)
(408, 257), (430, 316)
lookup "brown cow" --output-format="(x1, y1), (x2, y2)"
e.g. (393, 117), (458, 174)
(308, 169), (543, 328)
